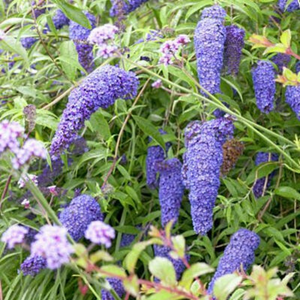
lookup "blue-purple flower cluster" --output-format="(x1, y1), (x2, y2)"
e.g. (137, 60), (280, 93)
(146, 129), (171, 189)
(252, 60), (276, 113)
(194, 5), (226, 95)
(52, 9), (69, 29)
(207, 228), (260, 295)
(285, 85), (300, 120)
(156, 158), (184, 227)
(110, 0), (149, 17)
(278, 0), (300, 12)
(223, 25), (245, 76)
(50, 65), (139, 158)
(20, 255), (47, 276)
(272, 53), (291, 73)
(59, 195), (103, 241)
(101, 278), (125, 300)
(253, 152), (279, 198)
(295, 61), (300, 73)
(153, 245), (187, 280)
(69, 12), (96, 73)
(183, 118), (234, 235)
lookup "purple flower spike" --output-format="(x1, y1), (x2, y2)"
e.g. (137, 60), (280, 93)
(194, 5), (227, 95)
(50, 65), (139, 158)
(272, 53), (291, 73)
(285, 85), (300, 120)
(278, 0), (300, 12)
(110, 0), (149, 17)
(59, 194), (103, 241)
(295, 61), (300, 73)
(85, 221), (115, 247)
(252, 61), (276, 113)
(69, 12), (96, 73)
(101, 278), (125, 300)
(1, 225), (28, 249)
(146, 129), (171, 189)
(183, 118), (234, 235)
(31, 225), (73, 269)
(156, 158), (184, 227)
(20, 255), (47, 276)
(52, 9), (69, 29)
(207, 229), (260, 295)
(223, 25), (245, 76)
(253, 152), (279, 198)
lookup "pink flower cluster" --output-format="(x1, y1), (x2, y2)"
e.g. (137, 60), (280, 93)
(88, 24), (119, 59)
(84, 221), (115, 248)
(0, 120), (47, 169)
(31, 225), (74, 269)
(1, 225), (29, 249)
(159, 34), (190, 65)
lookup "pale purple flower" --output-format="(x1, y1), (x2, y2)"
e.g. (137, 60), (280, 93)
(1, 225), (29, 249)
(152, 79), (162, 89)
(175, 34), (190, 45)
(159, 54), (173, 65)
(85, 221), (115, 247)
(21, 199), (30, 209)
(18, 174), (38, 188)
(0, 29), (5, 41)
(97, 45), (118, 58)
(48, 185), (58, 196)
(0, 120), (24, 154)
(12, 139), (47, 169)
(88, 24), (118, 45)
(31, 225), (73, 269)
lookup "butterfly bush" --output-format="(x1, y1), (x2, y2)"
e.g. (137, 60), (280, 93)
(223, 25), (245, 76)
(146, 129), (171, 189)
(52, 9), (69, 29)
(253, 152), (279, 198)
(110, 0), (149, 17)
(1, 225), (29, 249)
(50, 65), (139, 158)
(183, 118), (234, 235)
(156, 158), (184, 227)
(278, 0), (300, 12)
(272, 53), (291, 73)
(20, 255), (47, 276)
(285, 85), (300, 120)
(59, 194), (103, 242)
(295, 61), (300, 73)
(194, 5), (226, 95)
(252, 60), (276, 113)
(69, 12), (96, 73)
(207, 228), (260, 295)
(31, 225), (73, 269)
(85, 221), (115, 247)
(101, 278), (125, 300)
(0, 120), (24, 154)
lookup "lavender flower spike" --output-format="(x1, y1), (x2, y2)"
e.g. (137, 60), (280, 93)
(223, 25), (245, 76)
(50, 65), (139, 158)
(156, 158), (184, 227)
(85, 221), (115, 247)
(102, 278), (125, 300)
(69, 12), (96, 73)
(207, 228), (260, 295)
(20, 255), (47, 276)
(278, 0), (300, 12)
(252, 60), (276, 113)
(52, 10), (69, 29)
(194, 5), (227, 95)
(253, 152), (279, 198)
(285, 85), (300, 120)
(59, 194), (103, 241)
(183, 118), (234, 235)
(1, 225), (28, 249)
(146, 129), (171, 189)
(31, 225), (74, 269)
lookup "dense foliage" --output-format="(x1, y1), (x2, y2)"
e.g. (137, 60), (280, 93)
(0, 0), (299, 299)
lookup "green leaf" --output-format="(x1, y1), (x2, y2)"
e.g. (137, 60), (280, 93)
(171, 235), (186, 258)
(274, 186), (300, 201)
(98, 265), (127, 278)
(180, 263), (214, 289)
(0, 36), (28, 67)
(263, 43), (287, 54)
(51, 0), (92, 29)
(89, 250), (113, 263)
(280, 29), (291, 48)
(123, 275), (139, 297)
(59, 41), (80, 80)
(213, 273), (243, 300)
(149, 257), (177, 286)
(133, 115), (165, 150)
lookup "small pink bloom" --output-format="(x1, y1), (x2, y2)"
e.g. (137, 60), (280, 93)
(152, 79), (162, 89)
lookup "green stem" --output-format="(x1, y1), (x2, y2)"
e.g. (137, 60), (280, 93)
(123, 57), (300, 171)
